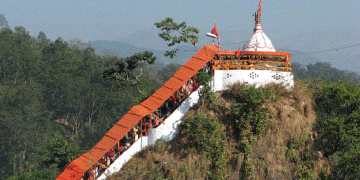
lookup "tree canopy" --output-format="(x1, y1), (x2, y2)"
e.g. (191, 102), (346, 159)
(0, 27), (163, 179)
(292, 62), (360, 84)
(0, 14), (10, 29)
(102, 51), (157, 93)
(155, 17), (199, 58)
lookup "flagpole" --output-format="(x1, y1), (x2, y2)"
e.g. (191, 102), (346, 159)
(217, 36), (221, 50)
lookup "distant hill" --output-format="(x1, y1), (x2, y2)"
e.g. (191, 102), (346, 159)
(88, 40), (146, 57)
(88, 40), (198, 68)
(87, 40), (338, 76)
(273, 28), (360, 73)
(119, 28), (170, 51)
(94, 27), (359, 74)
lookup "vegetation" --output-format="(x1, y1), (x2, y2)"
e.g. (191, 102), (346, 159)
(102, 51), (157, 93)
(111, 80), (360, 179)
(0, 26), (177, 179)
(292, 62), (360, 84)
(1, 14), (359, 179)
(310, 80), (360, 179)
(155, 17), (199, 58)
(0, 13), (10, 29)
(179, 114), (227, 179)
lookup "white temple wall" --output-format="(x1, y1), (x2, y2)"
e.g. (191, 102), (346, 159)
(98, 88), (201, 179)
(211, 70), (294, 91)
(147, 88), (200, 145)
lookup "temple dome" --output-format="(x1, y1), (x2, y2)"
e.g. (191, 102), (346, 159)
(242, 22), (276, 52)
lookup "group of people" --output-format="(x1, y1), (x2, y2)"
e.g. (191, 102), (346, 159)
(142, 77), (199, 133)
(82, 76), (200, 180)
(160, 78), (198, 118)
(83, 124), (140, 180)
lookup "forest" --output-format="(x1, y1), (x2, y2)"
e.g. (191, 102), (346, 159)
(0, 23), (359, 179)
(0, 26), (182, 179)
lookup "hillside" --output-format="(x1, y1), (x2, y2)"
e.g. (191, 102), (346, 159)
(108, 81), (359, 180)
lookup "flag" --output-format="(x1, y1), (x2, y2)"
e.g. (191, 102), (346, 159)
(236, 45), (241, 58)
(211, 23), (218, 36)
(257, 0), (262, 20)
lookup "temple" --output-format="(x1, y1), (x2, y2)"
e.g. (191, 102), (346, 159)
(210, 0), (293, 91)
(56, 1), (293, 179)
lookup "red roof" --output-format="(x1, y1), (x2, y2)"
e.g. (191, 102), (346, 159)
(56, 45), (219, 180)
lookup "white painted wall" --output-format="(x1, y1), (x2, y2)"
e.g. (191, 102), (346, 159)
(97, 88), (201, 179)
(147, 89), (200, 145)
(212, 70), (294, 91)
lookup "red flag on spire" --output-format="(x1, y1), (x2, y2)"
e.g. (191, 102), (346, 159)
(211, 23), (218, 36)
(236, 45), (241, 58)
(257, 0), (262, 20)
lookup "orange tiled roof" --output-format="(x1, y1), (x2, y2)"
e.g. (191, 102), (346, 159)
(56, 45), (219, 180)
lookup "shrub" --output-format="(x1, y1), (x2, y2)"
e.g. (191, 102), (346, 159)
(179, 114), (227, 179)
(8, 170), (55, 180)
(310, 80), (360, 178)
(229, 84), (270, 138)
(194, 70), (212, 85)
(313, 80), (360, 156)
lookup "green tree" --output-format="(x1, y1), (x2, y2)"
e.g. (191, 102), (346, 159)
(292, 62), (360, 84)
(310, 80), (360, 179)
(102, 51), (156, 94)
(155, 17), (199, 58)
(0, 26), (159, 178)
(36, 31), (51, 50)
(291, 62), (308, 80)
(158, 63), (182, 82)
(42, 133), (81, 171)
(9, 170), (55, 180)
(0, 27), (40, 84)
(0, 13), (10, 29)
(0, 81), (53, 178)
(333, 145), (360, 179)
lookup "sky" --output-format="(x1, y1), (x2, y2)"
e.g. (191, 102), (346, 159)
(1, 0), (359, 42)
(1, 0), (360, 73)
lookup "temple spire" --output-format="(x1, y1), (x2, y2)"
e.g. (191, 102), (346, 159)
(255, 0), (262, 23)
(243, 0), (275, 52)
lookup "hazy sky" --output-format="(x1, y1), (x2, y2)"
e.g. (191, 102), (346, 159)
(1, 0), (359, 42)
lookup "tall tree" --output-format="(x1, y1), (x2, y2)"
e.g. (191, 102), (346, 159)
(0, 14), (10, 29)
(42, 133), (81, 171)
(155, 17), (199, 58)
(102, 51), (156, 94)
